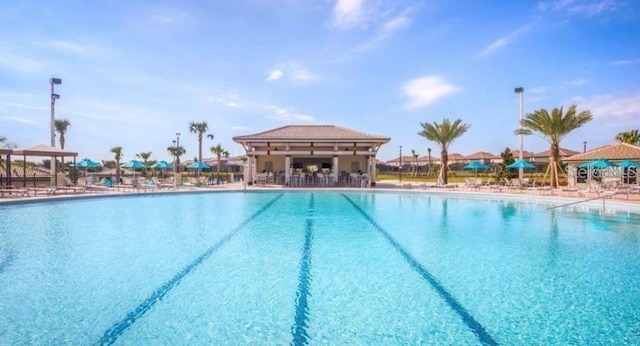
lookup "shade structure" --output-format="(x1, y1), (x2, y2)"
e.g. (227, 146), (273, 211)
(463, 161), (489, 170)
(151, 160), (173, 169)
(151, 160), (173, 178)
(579, 158), (618, 169)
(75, 157), (102, 169)
(186, 161), (210, 170)
(121, 159), (147, 179)
(506, 159), (535, 170)
(617, 159), (640, 168)
(463, 161), (489, 178)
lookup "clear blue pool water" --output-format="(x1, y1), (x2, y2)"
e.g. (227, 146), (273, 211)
(0, 191), (639, 345)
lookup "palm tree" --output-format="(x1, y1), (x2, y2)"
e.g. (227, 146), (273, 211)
(516, 105), (593, 188)
(615, 130), (640, 145)
(418, 118), (470, 185)
(167, 145), (185, 171)
(210, 144), (229, 181)
(189, 121), (211, 164)
(55, 118), (71, 169)
(136, 152), (152, 164)
(111, 146), (123, 183)
(427, 147), (432, 177)
(411, 149), (419, 178)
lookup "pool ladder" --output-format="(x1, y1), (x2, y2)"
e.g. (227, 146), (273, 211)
(546, 191), (620, 211)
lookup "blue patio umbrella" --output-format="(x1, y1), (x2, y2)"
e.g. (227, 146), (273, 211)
(151, 160), (173, 169)
(151, 160), (173, 178)
(75, 157), (102, 169)
(506, 159), (536, 170)
(186, 161), (210, 170)
(121, 159), (147, 179)
(463, 161), (489, 178)
(579, 158), (617, 169)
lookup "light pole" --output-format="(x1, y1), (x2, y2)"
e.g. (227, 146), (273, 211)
(399, 145), (403, 183)
(50, 78), (62, 184)
(515, 87), (524, 181)
(583, 141), (587, 153)
(175, 132), (181, 173)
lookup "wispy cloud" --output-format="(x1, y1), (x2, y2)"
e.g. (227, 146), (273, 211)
(225, 101), (241, 108)
(478, 23), (535, 57)
(2, 115), (44, 126)
(530, 86), (548, 93)
(577, 94), (640, 121)
(266, 63), (320, 83)
(538, 0), (619, 16)
(264, 105), (315, 122)
(331, 0), (366, 29)
(611, 59), (640, 66)
(0, 52), (44, 73)
(231, 125), (250, 131)
(350, 10), (411, 55)
(36, 40), (90, 55)
(566, 78), (588, 86)
(402, 76), (461, 109)
(0, 101), (47, 111)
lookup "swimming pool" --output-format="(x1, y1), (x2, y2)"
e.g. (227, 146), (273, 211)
(1, 191), (639, 344)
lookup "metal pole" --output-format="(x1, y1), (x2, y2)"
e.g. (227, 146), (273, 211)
(515, 87), (524, 181)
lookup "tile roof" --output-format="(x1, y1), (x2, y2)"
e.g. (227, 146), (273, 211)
(12, 144), (78, 157)
(233, 125), (390, 142)
(534, 147), (581, 158)
(464, 151), (496, 160)
(564, 142), (640, 161)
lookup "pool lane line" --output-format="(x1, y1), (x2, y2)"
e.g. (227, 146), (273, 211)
(95, 193), (284, 346)
(291, 194), (314, 346)
(341, 194), (498, 346)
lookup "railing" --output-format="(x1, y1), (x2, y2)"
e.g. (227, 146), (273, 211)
(546, 191), (619, 211)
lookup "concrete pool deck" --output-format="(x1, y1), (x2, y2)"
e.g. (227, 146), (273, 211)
(2, 181), (640, 212)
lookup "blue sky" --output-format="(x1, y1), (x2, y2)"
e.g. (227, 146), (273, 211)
(1, 0), (639, 162)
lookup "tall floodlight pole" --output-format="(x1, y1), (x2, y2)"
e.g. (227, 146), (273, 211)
(50, 78), (62, 184)
(515, 87), (524, 181)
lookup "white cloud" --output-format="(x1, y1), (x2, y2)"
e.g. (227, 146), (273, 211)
(231, 125), (250, 131)
(530, 86), (548, 93)
(579, 94), (640, 120)
(611, 59), (640, 66)
(265, 105), (315, 122)
(402, 76), (460, 109)
(36, 40), (90, 55)
(266, 64), (320, 83)
(478, 23), (535, 57)
(351, 11), (410, 54)
(0, 52), (44, 73)
(332, 0), (365, 29)
(267, 69), (284, 81)
(2, 115), (44, 126)
(225, 102), (241, 108)
(538, 0), (619, 16)
(566, 78), (588, 86)
(0, 101), (47, 111)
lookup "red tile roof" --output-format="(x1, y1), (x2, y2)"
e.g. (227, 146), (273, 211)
(564, 142), (640, 161)
(233, 125), (390, 142)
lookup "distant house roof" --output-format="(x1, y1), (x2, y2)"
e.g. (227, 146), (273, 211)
(510, 150), (535, 158)
(464, 151), (496, 160)
(448, 153), (466, 161)
(534, 148), (581, 158)
(386, 155), (416, 164)
(12, 144), (78, 157)
(564, 142), (640, 162)
(233, 125), (390, 142)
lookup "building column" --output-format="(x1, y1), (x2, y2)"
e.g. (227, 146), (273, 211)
(285, 155), (291, 186)
(333, 155), (339, 185)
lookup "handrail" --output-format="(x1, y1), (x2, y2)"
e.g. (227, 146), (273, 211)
(546, 191), (618, 210)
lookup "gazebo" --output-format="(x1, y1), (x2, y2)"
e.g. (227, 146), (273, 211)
(12, 144), (78, 186)
(233, 125), (390, 186)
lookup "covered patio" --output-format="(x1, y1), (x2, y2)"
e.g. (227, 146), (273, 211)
(564, 142), (640, 187)
(233, 125), (390, 187)
(11, 144), (78, 187)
